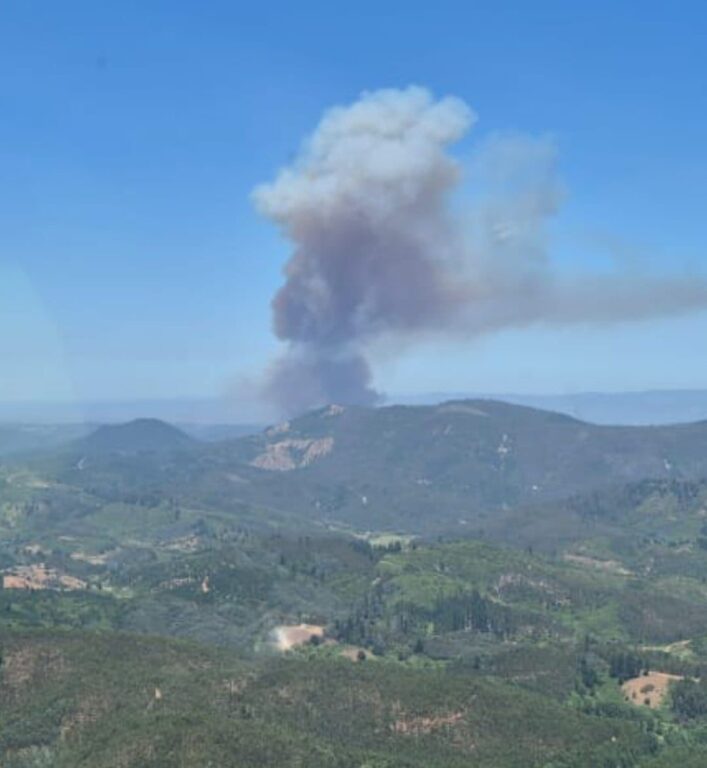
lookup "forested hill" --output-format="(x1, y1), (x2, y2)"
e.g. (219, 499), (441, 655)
(34, 399), (707, 535)
(68, 418), (196, 456)
(199, 399), (707, 531)
(232, 399), (707, 492)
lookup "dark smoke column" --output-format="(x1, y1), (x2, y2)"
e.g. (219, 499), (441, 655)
(252, 86), (474, 413)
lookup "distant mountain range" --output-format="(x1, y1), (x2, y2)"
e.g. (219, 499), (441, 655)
(0, 396), (263, 425)
(395, 389), (707, 426)
(0, 423), (92, 458)
(4, 388), (707, 426)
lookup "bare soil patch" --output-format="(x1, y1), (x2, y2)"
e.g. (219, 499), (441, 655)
(340, 646), (368, 662)
(2, 564), (86, 591)
(564, 553), (632, 576)
(622, 671), (683, 709)
(391, 708), (464, 735)
(273, 623), (325, 651)
(251, 437), (334, 471)
(70, 550), (111, 565)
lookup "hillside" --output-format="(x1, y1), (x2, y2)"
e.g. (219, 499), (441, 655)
(236, 399), (707, 492)
(72, 418), (196, 457)
(32, 400), (707, 537)
(200, 399), (707, 533)
(0, 628), (658, 768)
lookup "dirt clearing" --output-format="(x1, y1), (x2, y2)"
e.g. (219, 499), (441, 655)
(272, 624), (325, 651)
(622, 671), (683, 709)
(563, 553), (632, 576)
(2, 564), (86, 591)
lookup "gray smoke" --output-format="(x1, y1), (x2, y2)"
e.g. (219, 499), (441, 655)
(253, 86), (707, 413)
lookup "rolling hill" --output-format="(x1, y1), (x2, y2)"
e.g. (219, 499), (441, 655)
(71, 418), (196, 457)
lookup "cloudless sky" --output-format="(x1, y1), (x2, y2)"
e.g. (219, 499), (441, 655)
(2, 0), (707, 413)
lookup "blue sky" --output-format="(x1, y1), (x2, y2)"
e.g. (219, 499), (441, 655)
(2, 0), (707, 412)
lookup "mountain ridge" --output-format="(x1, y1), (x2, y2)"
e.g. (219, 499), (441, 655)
(31, 399), (707, 537)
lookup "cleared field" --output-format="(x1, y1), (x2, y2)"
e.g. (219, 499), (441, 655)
(622, 671), (683, 709)
(272, 623), (325, 651)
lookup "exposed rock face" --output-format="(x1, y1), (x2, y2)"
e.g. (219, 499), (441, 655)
(250, 437), (334, 471)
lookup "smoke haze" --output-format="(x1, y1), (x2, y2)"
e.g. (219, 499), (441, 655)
(253, 86), (707, 413)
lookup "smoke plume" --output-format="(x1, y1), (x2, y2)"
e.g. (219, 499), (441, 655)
(253, 86), (707, 413)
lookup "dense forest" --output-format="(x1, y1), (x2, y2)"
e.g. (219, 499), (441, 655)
(5, 404), (707, 765)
